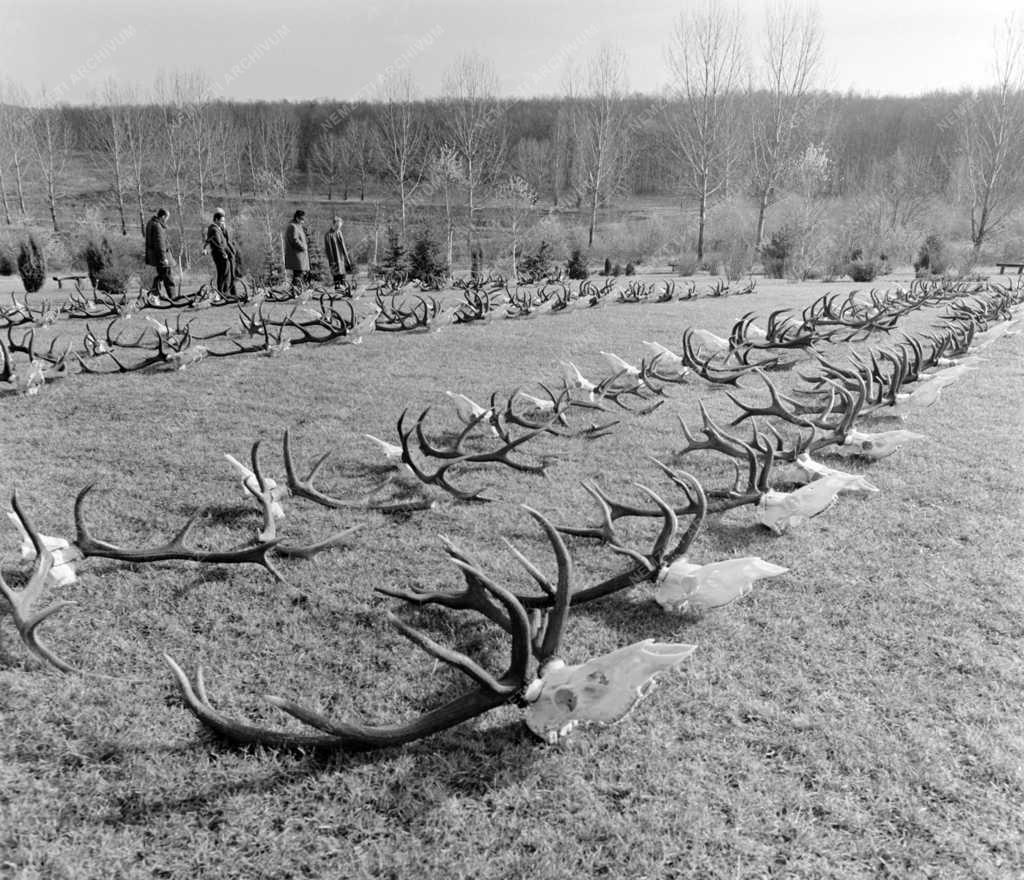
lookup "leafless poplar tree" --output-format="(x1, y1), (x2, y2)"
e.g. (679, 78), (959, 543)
(153, 73), (194, 264)
(568, 45), (633, 247)
(750, 1), (823, 246)
(960, 17), (1024, 256)
(342, 118), (375, 202)
(374, 72), (427, 238)
(88, 79), (132, 235)
(666, 2), (745, 258)
(30, 100), (72, 232)
(310, 130), (345, 200)
(429, 144), (463, 267)
(443, 54), (506, 254)
(122, 94), (155, 236)
(261, 105), (299, 187)
(0, 80), (32, 220)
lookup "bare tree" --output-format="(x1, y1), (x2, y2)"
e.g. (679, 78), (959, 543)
(374, 72), (427, 238)
(310, 130), (345, 200)
(0, 80), (32, 220)
(428, 144), (464, 267)
(88, 79), (132, 235)
(343, 118), (375, 202)
(750, 1), (824, 246)
(153, 72), (194, 264)
(122, 94), (156, 236)
(443, 54), (506, 255)
(181, 73), (217, 220)
(261, 105), (299, 188)
(568, 46), (634, 248)
(666, 2), (745, 259)
(496, 175), (536, 280)
(30, 100), (72, 232)
(960, 17), (1024, 256)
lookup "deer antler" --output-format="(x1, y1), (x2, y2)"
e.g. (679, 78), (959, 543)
(165, 531), (551, 751)
(1, 493), (81, 673)
(73, 444), (293, 579)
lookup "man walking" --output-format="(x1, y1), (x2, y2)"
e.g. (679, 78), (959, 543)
(144, 208), (174, 297)
(284, 209), (309, 290)
(323, 215), (354, 293)
(203, 210), (237, 296)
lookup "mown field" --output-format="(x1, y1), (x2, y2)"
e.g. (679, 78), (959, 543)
(1, 271), (1022, 879)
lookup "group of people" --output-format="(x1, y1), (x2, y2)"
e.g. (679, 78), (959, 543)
(143, 208), (354, 298)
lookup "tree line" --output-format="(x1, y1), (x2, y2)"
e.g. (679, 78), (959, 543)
(1, 3), (1022, 271)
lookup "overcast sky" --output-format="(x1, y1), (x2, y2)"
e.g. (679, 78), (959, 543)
(1, 0), (1019, 103)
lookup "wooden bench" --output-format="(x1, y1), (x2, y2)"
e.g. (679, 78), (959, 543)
(52, 274), (90, 289)
(995, 262), (1024, 274)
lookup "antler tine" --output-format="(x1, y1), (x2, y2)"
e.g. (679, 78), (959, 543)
(1, 492), (81, 674)
(517, 505), (572, 664)
(375, 536), (510, 630)
(282, 428), (359, 510)
(632, 483), (678, 563)
(554, 480), (623, 542)
(166, 556), (535, 753)
(398, 410), (490, 502)
(73, 483), (285, 580)
(726, 369), (815, 427)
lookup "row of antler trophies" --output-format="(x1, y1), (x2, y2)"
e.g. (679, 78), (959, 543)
(2, 278), (1021, 749)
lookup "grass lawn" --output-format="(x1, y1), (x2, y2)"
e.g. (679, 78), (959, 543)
(1, 272), (1022, 879)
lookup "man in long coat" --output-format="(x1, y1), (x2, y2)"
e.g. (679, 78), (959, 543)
(323, 215), (353, 293)
(144, 208), (174, 297)
(203, 210), (236, 296)
(284, 209), (309, 289)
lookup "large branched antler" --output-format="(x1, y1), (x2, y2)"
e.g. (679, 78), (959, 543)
(164, 527), (561, 751)
(1, 493), (81, 673)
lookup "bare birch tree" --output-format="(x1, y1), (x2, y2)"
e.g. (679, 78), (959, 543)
(122, 95), (155, 236)
(89, 79), (132, 235)
(666, 2), (745, 258)
(750, 1), (823, 246)
(374, 72), (427, 238)
(30, 100), (71, 232)
(429, 144), (463, 267)
(153, 73), (193, 264)
(568, 46), (633, 247)
(0, 80), (32, 220)
(443, 54), (505, 255)
(960, 17), (1024, 256)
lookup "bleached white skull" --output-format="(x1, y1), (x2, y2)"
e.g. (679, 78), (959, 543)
(523, 640), (697, 744)
(756, 475), (844, 534)
(841, 429), (925, 460)
(6, 512), (82, 587)
(653, 556), (789, 613)
(794, 452), (878, 495)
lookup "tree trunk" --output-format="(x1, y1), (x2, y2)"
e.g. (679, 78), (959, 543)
(696, 196), (706, 261)
(0, 165), (10, 224)
(754, 187), (770, 248)
(12, 155), (27, 217)
(588, 189), (599, 247)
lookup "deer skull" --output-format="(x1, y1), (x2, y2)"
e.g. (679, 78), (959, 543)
(523, 640), (697, 744)
(654, 556), (788, 613)
(756, 475), (845, 534)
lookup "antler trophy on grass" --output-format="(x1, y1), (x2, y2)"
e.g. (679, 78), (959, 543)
(165, 465), (708, 750)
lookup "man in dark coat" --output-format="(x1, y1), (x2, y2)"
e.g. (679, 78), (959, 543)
(284, 209), (309, 289)
(323, 215), (353, 293)
(203, 210), (236, 296)
(144, 208), (174, 297)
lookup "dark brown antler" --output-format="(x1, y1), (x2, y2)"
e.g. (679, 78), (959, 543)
(165, 530), (550, 751)
(1, 493), (81, 673)
(73, 446), (287, 578)
(283, 428), (434, 513)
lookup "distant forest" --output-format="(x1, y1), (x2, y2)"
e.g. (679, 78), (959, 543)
(2, 8), (1022, 278)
